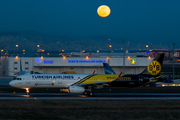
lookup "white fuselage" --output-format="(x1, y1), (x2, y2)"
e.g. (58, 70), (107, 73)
(9, 74), (90, 89)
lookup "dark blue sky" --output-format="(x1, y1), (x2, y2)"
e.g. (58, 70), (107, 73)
(0, 0), (180, 46)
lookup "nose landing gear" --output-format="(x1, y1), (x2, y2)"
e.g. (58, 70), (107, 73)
(26, 88), (29, 95)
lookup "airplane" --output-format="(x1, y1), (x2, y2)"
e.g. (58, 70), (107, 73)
(9, 53), (164, 95)
(9, 68), (122, 95)
(103, 53), (166, 87)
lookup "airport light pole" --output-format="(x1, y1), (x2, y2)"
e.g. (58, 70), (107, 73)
(173, 42), (175, 80)
(16, 45), (19, 56)
(122, 40), (125, 74)
(107, 39), (110, 64)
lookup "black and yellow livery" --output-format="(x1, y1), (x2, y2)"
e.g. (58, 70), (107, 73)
(73, 74), (118, 86)
(72, 53), (164, 88)
(103, 53), (165, 87)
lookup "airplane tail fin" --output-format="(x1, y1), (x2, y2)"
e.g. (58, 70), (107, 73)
(88, 53), (91, 57)
(140, 53), (164, 77)
(103, 63), (116, 74)
(92, 70), (95, 74)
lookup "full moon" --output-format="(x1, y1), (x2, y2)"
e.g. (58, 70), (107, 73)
(97, 5), (111, 17)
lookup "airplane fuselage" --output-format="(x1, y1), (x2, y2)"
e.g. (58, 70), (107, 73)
(9, 74), (119, 89)
(9, 74), (156, 89)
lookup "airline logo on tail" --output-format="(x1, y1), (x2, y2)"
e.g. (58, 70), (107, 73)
(147, 60), (161, 76)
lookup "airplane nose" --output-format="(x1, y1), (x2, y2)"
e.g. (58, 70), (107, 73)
(9, 81), (15, 87)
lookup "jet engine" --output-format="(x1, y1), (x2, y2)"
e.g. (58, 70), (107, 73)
(69, 86), (85, 93)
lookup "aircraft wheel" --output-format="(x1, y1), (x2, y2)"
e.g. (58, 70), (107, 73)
(83, 91), (93, 96)
(26, 88), (29, 95)
(83, 92), (88, 95)
(89, 92), (93, 96)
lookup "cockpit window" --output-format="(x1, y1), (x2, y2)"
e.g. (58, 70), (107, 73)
(13, 77), (22, 80)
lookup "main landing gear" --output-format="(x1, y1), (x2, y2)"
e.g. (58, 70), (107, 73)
(83, 91), (93, 96)
(83, 86), (93, 96)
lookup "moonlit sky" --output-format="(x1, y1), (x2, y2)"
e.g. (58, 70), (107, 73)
(0, 0), (180, 46)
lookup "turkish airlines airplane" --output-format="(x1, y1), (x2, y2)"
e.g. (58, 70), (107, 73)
(9, 72), (122, 95)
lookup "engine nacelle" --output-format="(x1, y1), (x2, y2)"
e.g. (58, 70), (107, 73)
(69, 86), (85, 93)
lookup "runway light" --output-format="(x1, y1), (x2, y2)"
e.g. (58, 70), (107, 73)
(41, 56), (43, 59)
(1, 50), (3, 52)
(16, 45), (19, 47)
(63, 56), (66, 59)
(97, 50), (99, 53)
(127, 56), (130, 59)
(62, 50), (64, 52)
(47, 53), (49, 55)
(107, 57), (110, 59)
(15, 56), (18, 59)
(86, 56), (89, 59)
(13, 92), (15, 93)
(34, 98), (36, 99)
(37, 45), (40, 47)
(148, 56), (151, 59)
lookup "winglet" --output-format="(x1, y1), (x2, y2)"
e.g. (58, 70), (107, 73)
(115, 72), (122, 80)
(92, 70), (95, 74)
(110, 72), (122, 83)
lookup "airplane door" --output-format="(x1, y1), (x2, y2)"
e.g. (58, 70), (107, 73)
(26, 76), (31, 84)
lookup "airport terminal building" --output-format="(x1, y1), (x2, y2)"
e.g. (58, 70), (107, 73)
(0, 53), (153, 76)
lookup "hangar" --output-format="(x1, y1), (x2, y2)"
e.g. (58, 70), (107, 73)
(0, 53), (153, 76)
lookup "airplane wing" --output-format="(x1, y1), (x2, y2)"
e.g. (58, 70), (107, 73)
(103, 63), (116, 74)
